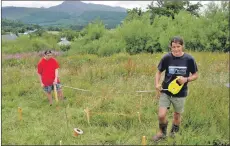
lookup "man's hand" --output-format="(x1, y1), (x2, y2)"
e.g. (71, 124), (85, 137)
(155, 84), (162, 91)
(177, 76), (188, 85)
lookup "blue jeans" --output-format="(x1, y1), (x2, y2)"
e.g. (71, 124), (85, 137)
(43, 83), (62, 93)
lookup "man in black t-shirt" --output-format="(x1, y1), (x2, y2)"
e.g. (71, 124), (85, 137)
(153, 36), (198, 141)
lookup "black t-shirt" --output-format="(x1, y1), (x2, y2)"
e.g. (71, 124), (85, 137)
(157, 52), (198, 97)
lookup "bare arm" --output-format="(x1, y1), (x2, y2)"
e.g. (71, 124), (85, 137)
(54, 68), (59, 84)
(177, 72), (198, 84)
(187, 72), (198, 82)
(155, 70), (162, 90)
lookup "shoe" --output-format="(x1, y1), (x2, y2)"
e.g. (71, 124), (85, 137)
(152, 132), (166, 142)
(152, 122), (168, 142)
(169, 124), (179, 138)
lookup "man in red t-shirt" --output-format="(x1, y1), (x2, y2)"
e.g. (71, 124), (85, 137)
(37, 50), (64, 105)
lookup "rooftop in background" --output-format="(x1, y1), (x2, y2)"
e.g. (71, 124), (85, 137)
(2, 33), (18, 41)
(58, 37), (71, 46)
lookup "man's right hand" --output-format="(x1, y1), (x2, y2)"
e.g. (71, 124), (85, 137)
(155, 84), (162, 91)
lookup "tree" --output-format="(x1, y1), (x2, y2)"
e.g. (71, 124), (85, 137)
(147, 0), (202, 23)
(125, 7), (143, 22)
(35, 29), (45, 37)
(203, 1), (229, 52)
(185, 1), (202, 17)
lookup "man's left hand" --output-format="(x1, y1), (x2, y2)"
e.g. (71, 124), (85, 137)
(177, 76), (188, 85)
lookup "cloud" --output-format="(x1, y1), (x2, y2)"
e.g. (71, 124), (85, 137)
(83, 1), (151, 10)
(115, 1), (152, 9)
(2, 1), (151, 9)
(2, 1), (63, 8)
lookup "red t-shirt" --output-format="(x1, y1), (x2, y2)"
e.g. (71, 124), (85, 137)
(37, 57), (60, 86)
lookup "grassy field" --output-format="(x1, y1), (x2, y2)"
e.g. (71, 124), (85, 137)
(2, 51), (229, 145)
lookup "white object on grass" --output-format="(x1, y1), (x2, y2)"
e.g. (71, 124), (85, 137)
(61, 85), (90, 92)
(74, 128), (83, 135)
(136, 89), (168, 93)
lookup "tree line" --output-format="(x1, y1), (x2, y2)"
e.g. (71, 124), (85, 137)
(67, 1), (229, 55)
(2, 1), (229, 54)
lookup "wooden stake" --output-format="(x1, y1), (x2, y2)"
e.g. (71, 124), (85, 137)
(18, 107), (22, 121)
(53, 84), (59, 102)
(142, 136), (146, 145)
(84, 107), (90, 124)
(137, 112), (141, 123)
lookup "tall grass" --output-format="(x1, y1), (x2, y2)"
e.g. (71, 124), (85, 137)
(2, 52), (229, 145)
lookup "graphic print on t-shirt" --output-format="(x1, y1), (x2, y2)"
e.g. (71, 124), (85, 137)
(168, 66), (187, 75)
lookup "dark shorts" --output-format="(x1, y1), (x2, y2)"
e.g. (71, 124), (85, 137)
(43, 83), (62, 93)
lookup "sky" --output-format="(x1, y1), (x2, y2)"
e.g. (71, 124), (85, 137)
(1, 1), (215, 10)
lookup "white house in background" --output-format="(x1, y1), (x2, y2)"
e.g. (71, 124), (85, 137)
(60, 37), (67, 41)
(24, 29), (37, 35)
(58, 37), (71, 46)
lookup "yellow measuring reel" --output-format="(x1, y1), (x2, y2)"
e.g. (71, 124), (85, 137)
(167, 76), (184, 95)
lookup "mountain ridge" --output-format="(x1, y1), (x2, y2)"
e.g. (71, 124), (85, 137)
(2, 1), (127, 28)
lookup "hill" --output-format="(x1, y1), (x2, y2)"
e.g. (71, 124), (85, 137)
(2, 1), (127, 28)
